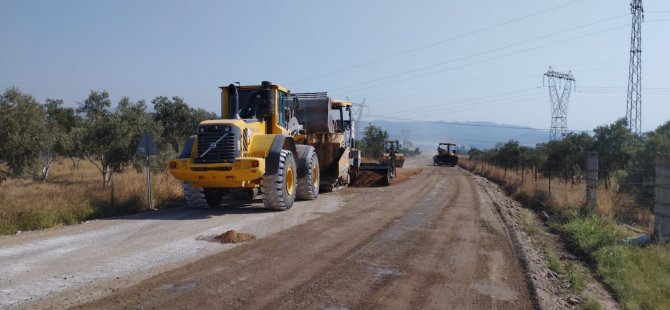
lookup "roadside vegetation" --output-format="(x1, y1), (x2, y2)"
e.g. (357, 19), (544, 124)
(461, 118), (670, 309)
(0, 87), (215, 235)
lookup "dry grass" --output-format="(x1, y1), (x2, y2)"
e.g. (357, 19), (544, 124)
(460, 159), (652, 229)
(461, 158), (670, 309)
(0, 159), (182, 235)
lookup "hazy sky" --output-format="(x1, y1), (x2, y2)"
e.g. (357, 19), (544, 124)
(1, 0), (669, 132)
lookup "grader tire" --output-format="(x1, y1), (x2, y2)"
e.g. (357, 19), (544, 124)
(261, 150), (297, 210)
(296, 149), (320, 200)
(182, 182), (209, 208)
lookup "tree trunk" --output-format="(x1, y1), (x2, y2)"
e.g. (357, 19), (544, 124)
(42, 152), (55, 181)
(102, 166), (113, 188)
(70, 157), (81, 170)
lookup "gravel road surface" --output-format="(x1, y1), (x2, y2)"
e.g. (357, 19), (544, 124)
(0, 157), (534, 309)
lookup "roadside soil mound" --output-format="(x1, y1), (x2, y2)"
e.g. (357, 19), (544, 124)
(197, 230), (256, 244)
(350, 170), (388, 187)
(350, 168), (422, 187)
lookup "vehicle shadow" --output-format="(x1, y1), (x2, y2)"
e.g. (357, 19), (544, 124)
(103, 198), (278, 221)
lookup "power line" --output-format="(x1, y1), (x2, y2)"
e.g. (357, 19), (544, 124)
(392, 95), (546, 120)
(349, 59), (670, 102)
(381, 88), (542, 117)
(286, 0), (585, 85)
(331, 24), (629, 97)
(329, 13), (628, 94)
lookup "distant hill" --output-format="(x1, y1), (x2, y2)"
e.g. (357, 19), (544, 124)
(358, 120), (549, 151)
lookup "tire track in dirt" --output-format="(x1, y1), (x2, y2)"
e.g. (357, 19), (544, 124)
(282, 171), (462, 309)
(71, 162), (534, 309)
(258, 170), (447, 309)
(77, 165), (440, 309)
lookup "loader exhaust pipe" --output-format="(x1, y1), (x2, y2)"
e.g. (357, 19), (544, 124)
(227, 84), (240, 119)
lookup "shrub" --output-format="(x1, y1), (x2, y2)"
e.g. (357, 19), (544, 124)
(561, 215), (627, 254)
(593, 244), (670, 309)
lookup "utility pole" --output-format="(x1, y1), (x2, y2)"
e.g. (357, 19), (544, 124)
(627, 0), (644, 135)
(544, 67), (575, 141)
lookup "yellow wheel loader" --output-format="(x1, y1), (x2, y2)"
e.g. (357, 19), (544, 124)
(294, 93), (359, 192)
(168, 81), (320, 210)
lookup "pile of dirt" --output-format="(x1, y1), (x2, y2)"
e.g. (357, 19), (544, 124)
(197, 230), (256, 244)
(350, 170), (388, 187)
(350, 168), (422, 187)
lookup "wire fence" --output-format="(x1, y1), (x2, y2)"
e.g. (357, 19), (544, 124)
(460, 158), (657, 211)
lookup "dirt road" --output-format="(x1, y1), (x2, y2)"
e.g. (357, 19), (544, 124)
(0, 157), (534, 309)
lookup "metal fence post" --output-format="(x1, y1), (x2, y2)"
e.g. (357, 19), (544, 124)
(586, 152), (598, 212)
(548, 171), (552, 198)
(655, 154), (670, 243)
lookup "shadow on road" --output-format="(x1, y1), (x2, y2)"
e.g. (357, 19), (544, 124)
(101, 198), (278, 222)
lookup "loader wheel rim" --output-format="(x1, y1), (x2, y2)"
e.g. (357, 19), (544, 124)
(286, 165), (295, 195)
(312, 164), (319, 189)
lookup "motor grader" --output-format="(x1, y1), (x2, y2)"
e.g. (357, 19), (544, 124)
(433, 142), (458, 166)
(168, 81), (321, 210)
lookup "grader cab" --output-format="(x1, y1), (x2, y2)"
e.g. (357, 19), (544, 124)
(433, 142), (458, 166)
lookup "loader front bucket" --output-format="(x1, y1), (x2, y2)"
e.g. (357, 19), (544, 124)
(350, 163), (393, 187)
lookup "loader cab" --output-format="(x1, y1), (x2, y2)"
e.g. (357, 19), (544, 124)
(384, 140), (401, 153)
(331, 99), (354, 148)
(219, 81), (295, 133)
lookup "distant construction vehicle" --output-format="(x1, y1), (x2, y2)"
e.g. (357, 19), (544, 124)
(382, 140), (404, 168)
(354, 139), (403, 186)
(168, 82), (361, 210)
(433, 142), (458, 166)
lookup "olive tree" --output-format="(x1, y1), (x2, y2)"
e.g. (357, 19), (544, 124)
(359, 124), (389, 159)
(592, 118), (634, 188)
(621, 121), (670, 206)
(78, 91), (157, 187)
(152, 96), (191, 154)
(0, 87), (48, 177)
(153, 96), (217, 154)
(42, 99), (80, 180)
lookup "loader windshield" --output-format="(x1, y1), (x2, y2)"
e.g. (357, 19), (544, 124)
(236, 90), (261, 119)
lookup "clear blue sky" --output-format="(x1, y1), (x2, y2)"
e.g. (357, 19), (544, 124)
(1, 0), (669, 132)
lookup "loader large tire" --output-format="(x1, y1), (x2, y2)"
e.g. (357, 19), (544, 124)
(296, 148), (319, 200)
(261, 150), (297, 210)
(183, 182), (208, 208)
(204, 188), (225, 208)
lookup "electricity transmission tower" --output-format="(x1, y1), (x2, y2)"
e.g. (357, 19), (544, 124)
(626, 0), (644, 135)
(544, 67), (575, 140)
(347, 97), (368, 138)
